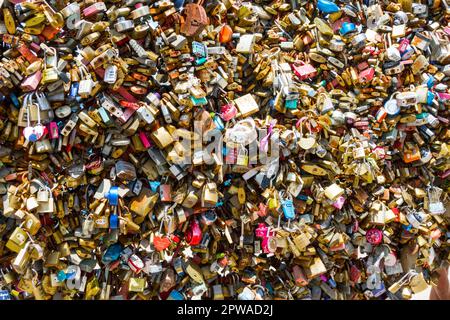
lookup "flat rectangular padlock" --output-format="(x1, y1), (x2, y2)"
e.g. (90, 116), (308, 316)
(6, 227), (28, 253)
(138, 131), (152, 149)
(396, 92), (417, 107)
(233, 94), (259, 117)
(136, 106), (155, 125)
(100, 95), (123, 118)
(292, 61), (317, 80)
(358, 67), (374, 83)
(61, 115), (79, 136)
(151, 127), (174, 149)
(159, 184), (172, 202)
(21, 71), (42, 92)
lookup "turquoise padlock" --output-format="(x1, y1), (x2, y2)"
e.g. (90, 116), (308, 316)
(285, 99), (298, 110)
(281, 193), (295, 220)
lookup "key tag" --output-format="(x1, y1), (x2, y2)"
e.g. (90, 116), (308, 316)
(296, 116), (317, 150)
(427, 186), (445, 215)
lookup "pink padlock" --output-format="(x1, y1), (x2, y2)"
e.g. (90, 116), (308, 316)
(255, 223), (276, 254)
(118, 107), (136, 123)
(292, 61), (317, 80)
(139, 131), (152, 149)
(48, 122), (59, 139)
(21, 71), (42, 92)
(398, 38), (410, 53)
(332, 196), (346, 210)
(220, 103), (237, 121)
(224, 147), (237, 164)
(358, 67), (374, 83)
(83, 2), (106, 16)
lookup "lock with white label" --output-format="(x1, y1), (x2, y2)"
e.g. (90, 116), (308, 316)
(103, 64), (118, 84)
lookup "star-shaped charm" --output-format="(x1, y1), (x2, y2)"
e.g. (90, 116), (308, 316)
(182, 246), (194, 259)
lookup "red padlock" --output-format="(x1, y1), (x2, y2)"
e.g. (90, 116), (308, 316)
(185, 219), (202, 246)
(358, 67), (374, 83)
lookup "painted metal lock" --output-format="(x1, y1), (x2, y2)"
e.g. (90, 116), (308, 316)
(281, 194), (295, 220)
(396, 92), (417, 107)
(159, 184), (172, 202)
(292, 61), (317, 80)
(220, 103), (237, 121)
(180, 1), (209, 37)
(358, 67), (374, 83)
(21, 71), (42, 92)
(186, 219), (202, 246)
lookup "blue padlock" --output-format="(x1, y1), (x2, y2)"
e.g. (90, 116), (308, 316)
(106, 186), (119, 206)
(213, 115), (225, 131)
(109, 214), (119, 229)
(149, 181), (160, 193)
(328, 277), (337, 288)
(0, 290), (11, 300)
(317, 0), (340, 14)
(190, 96), (207, 106)
(167, 290), (184, 300)
(281, 194), (295, 220)
(195, 57), (207, 65)
(102, 243), (122, 263)
(426, 76), (435, 89)
(173, 0), (184, 9)
(10, 92), (19, 108)
(426, 91), (435, 105)
(340, 22), (356, 36)
(69, 82), (79, 99)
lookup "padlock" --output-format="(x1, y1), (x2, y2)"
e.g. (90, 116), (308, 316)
(281, 192), (295, 220)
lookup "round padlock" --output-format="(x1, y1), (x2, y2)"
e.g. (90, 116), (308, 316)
(366, 229), (383, 245)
